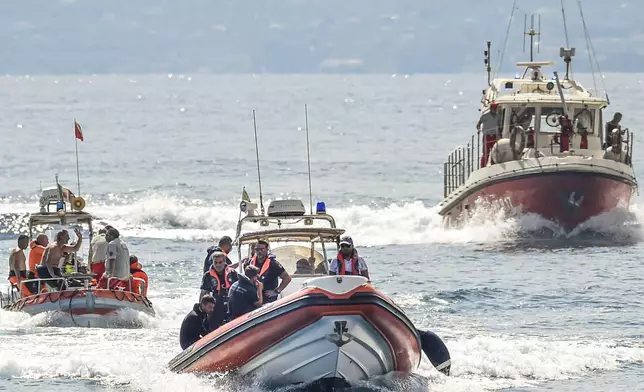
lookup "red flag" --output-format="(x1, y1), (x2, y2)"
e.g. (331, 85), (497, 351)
(74, 120), (84, 141)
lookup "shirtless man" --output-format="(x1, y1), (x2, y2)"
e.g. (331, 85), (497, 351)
(8, 235), (30, 292)
(38, 228), (83, 290)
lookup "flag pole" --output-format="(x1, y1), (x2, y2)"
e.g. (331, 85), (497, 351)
(74, 119), (81, 196)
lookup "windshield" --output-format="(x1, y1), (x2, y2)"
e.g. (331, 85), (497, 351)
(30, 222), (91, 264)
(239, 241), (336, 276)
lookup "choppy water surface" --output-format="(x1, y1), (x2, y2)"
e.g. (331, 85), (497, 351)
(1, 74), (643, 391)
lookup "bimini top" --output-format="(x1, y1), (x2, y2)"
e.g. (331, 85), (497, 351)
(29, 211), (94, 226)
(238, 228), (345, 245)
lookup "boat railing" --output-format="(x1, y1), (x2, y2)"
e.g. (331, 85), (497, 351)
(107, 276), (146, 295)
(3, 277), (70, 304)
(3, 275), (148, 305)
(443, 133), (481, 197)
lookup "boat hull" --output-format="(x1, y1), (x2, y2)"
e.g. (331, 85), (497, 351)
(441, 170), (635, 229)
(3, 289), (155, 317)
(168, 276), (421, 387)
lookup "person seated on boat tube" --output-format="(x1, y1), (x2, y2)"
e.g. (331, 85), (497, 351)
(179, 294), (216, 350)
(98, 228), (131, 290)
(248, 239), (292, 303)
(476, 102), (502, 167)
(200, 250), (238, 331)
(202, 235), (235, 274)
(89, 226), (111, 283)
(129, 255), (149, 296)
(329, 236), (370, 279)
(38, 229), (83, 291)
(7, 234), (35, 297)
(228, 265), (263, 319)
(28, 233), (48, 279)
(604, 112), (622, 148)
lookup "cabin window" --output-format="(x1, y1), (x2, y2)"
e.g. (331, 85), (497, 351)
(538, 106), (566, 133)
(509, 106), (535, 131)
(573, 107), (595, 135)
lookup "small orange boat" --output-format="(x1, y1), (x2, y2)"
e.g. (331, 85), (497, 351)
(2, 180), (155, 326)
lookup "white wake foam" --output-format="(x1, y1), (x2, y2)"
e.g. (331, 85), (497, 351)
(2, 195), (644, 246)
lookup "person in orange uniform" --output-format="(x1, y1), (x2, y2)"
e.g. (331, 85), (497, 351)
(129, 255), (149, 296)
(28, 233), (49, 279)
(7, 235), (34, 297)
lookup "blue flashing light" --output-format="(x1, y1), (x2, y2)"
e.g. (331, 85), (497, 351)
(316, 201), (326, 214)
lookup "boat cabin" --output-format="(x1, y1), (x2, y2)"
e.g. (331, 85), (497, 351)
(29, 184), (94, 273)
(234, 197), (340, 276)
(237, 228), (345, 276)
(483, 61), (610, 158)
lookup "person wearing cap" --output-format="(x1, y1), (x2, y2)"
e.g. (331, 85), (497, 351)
(200, 250), (238, 330)
(129, 255), (149, 296)
(99, 228), (130, 289)
(248, 239), (292, 303)
(228, 265), (263, 319)
(202, 236), (235, 274)
(476, 102), (502, 167)
(329, 236), (369, 279)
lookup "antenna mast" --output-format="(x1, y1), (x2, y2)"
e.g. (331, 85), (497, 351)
(252, 110), (265, 215)
(560, 0), (575, 80)
(484, 41), (492, 86)
(304, 104), (313, 214)
(523, 14), (541, 62)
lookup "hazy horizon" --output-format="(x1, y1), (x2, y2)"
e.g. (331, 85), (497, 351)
(1, 1), (642, 75)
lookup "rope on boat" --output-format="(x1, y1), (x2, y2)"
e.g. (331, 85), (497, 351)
(68, 289), (81, 327)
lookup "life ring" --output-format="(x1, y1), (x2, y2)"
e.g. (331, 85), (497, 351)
(509, 125), (527, 160)
(71, 196), (86, 211)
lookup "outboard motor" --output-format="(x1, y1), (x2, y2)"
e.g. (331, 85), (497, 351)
(418, 330), (451, 376)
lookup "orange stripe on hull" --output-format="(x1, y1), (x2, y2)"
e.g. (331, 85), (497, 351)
(184, 286), (420, 374)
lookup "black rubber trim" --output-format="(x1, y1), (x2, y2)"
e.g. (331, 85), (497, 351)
(440, 169), (637, 214)
(168, 291), (420, 373)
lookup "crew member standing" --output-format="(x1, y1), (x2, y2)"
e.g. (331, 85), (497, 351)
(476, 102), (501, 167)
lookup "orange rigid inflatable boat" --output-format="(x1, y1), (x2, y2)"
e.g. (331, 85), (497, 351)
(4, 285), (154, 318)
(169, 275), (444, 388)
(1, 180), (155, 326)
(169, 196), (450, 388)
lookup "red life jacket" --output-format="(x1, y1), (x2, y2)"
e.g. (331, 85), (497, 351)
(337, 252), (360, 276)
(209, 267), (233, 293)
(250, 255), (271, 278)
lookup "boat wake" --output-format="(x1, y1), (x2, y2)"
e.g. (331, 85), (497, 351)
(1, 194), (643, 246)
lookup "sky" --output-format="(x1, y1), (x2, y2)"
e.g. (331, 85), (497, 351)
(1, 0), (641, 74)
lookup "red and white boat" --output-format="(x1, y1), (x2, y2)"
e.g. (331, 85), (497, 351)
(169, 195), (450, 388)
(1, 180), (155, 326)
(438, 14), (637, 231)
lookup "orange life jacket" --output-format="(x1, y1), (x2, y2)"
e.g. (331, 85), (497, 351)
(8, 275), (34, 297)
(337, 252), (360, 276)
(250, 255), (271, 278)
(28, 241), (45, 276)
(130, 269), (149, 296)
(209, 267), (233, 293)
